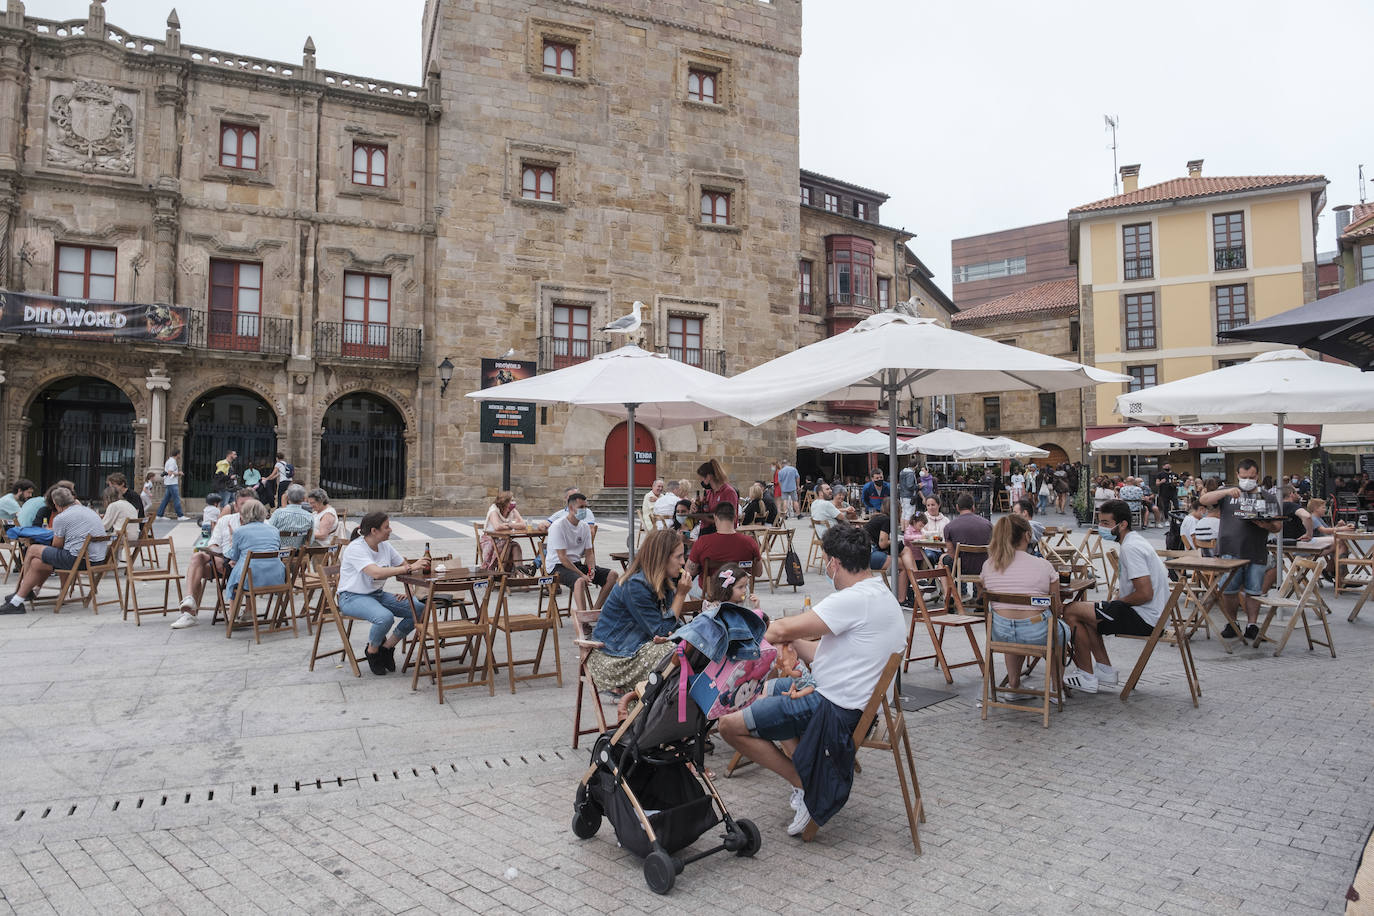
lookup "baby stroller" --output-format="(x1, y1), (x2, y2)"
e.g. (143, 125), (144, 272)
(572, 650), (760, 894)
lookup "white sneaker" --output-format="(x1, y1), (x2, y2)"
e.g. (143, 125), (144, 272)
(1094, 665), (1118, 688)
(787, 798), (812, 836)
(177, 516), (192, 521)
(1063, 668), (1098, 694)
(788, 785), (805, 811)
(170, 611), (198, 629)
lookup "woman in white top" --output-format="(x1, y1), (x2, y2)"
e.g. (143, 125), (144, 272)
(336, 511), (428, 676)
(306, 487), (344, 547)
(1092, 476), (1116, 516)
(481, 490), (527, 569)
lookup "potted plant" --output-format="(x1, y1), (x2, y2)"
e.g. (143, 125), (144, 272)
(1071, 472), (1093, 527)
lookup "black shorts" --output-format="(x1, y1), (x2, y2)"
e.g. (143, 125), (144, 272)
(554, 562), (610, 589)
(40, 547), (87, 571)
(1094, 600), (1156, 637)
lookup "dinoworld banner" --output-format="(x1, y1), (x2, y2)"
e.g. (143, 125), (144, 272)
(0, 290), (188, 344)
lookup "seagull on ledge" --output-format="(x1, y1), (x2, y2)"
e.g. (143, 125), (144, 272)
(602, 300), (644, 334)
(501, 347), (515, 357)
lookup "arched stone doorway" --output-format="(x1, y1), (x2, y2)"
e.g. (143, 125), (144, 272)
(27, 376), (135, 497)
(604, 421), (656, 488)
(320, 392), (406, 501)
(1038, 443), (1070, 466)
(183, 388), (278, 497)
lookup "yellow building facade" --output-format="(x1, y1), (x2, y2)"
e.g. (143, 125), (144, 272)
(1069, 164), (1327, 447)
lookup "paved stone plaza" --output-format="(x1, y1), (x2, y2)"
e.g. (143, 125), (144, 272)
(0, 516), (1370, 915)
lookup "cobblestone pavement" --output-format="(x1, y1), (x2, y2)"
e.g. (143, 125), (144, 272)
(0, 514), (1370, 914)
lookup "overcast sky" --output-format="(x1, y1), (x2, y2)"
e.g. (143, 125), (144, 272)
(43, 0), (1374, 293)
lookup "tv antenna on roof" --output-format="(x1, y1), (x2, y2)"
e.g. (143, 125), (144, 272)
(1105, 115), (1120, 194)
(1360, 164), (1366, 204)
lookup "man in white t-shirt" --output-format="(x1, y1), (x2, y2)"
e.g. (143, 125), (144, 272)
(545, 492), (617, 612)
(809, 483), (840, 534)
(336, 511), (429, 676)
(719, 524), (905, 836)
(547, 486), (596, 539)
(1060, 498), (1170, 693)
(156, 448), (190, 521)
(652, 480), (684, 521)
(171, 488), (255, 628)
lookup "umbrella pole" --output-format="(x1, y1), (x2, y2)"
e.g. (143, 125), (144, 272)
(1274, 412), (1284, 596)
(887, 371), (900, 601)
(626, 403), (639, 559)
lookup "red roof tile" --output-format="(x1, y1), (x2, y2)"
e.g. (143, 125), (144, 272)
(951, 278), (1077, 326)
(1070, 174), (1326, 214)
(1341, 202), (1374, 240)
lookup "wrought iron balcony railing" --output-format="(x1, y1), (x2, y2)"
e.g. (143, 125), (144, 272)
(188, 309), (292, 355)
(314, 321), (422, 364)
(537, 335), (608, 371)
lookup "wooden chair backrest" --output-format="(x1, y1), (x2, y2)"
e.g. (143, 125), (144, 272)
(124, 536), (175, 572)
(851, 652), (903, 747)
(952, 542), (987, 577)
(278, 528), (311, 551)
(495, 572), (558, 623)
(908, 565), (966, 618)
(76, 533), (117, 572)
(700, 556), (757, 596)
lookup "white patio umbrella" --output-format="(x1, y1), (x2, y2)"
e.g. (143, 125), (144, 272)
(465, 344), (751, 555)
(1088, 427), (1187, 455)
(987, 436), (1051, 459)
(696, 312), (1128, 594)
(1116, 348), (1374, 577)
(823, 428), (919, 455)
(796, 428), (850, 449)
(1207, 424), (1315, 452)
(905, 427), (1014, 460)
(1319, 423), (1374, 451)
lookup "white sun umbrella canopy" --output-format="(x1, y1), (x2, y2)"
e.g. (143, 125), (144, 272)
(696, 312), (1127, 595)
(1088, 427), (1187, 455)
(465, 344), (751, 554)
(796, 428), (850, 450)
(987, 436), (1050, 459)
(824, 428), (919, 455)
(1207, 424), (1315, 452)
(1116, 348), (1374, 577)
(905, 427), (1015, 460)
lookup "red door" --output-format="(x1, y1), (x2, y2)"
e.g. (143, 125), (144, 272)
(604, 422), (657, 488)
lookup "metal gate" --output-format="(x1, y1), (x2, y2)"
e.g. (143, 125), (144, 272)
(320, 425), (405, 501)
(39, 409), (136, 498)
(184, 422), (278, 497)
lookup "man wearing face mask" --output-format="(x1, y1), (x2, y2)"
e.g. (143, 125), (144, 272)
(1200, 458), (1283, 644)
(1060, 499), (1169, 693)
(548, 486), (597, 540)
(545, 492), (617, 613)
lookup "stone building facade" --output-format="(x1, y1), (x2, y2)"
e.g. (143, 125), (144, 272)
(949, 278), (1084, 464)
(0, 0), (810, 514)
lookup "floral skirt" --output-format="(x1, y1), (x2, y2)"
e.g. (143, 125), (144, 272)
(585, 640), (675, 693)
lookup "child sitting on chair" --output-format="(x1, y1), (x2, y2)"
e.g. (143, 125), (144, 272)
(772, 641), (815, 700)
(703, 563), (761, 616)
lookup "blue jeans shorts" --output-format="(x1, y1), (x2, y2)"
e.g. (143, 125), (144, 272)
(869, 549), (889, 570)
(990, 609), (1070, 648)
(1220, 555), (1269, 595)
(741, 677), (824, 741)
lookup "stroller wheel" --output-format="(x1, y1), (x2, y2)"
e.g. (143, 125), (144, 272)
(643, 849), (676, 895)
(571, 805), (601, 840)
(734, 818), (761, 857)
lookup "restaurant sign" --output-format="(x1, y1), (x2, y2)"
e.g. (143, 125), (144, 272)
(478, 357), (537, 445)
(0, 290), (188, 343)
(634, 450), (656, 465)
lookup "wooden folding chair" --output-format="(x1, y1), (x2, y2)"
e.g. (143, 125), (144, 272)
(293, 545), (336, 634)
(225, 550), (298, 642)
(471, 523), (484, 567)
(801, 652), (924, 855)
(0, 527), (25, 584)
(903, 567), (983, 683)
(1255, 557), (1335, 658)
(952, 543), (988, 613)
(410, 575), (496, 703)
(53, 533), (123, 615)
(489, 573), (564, 693)
(979, 590), (1065, 728)
(758, 524), (797, 593)
(700, 557), (758, 600)
(308, 565), (360, 677)
(804, 518), (827, 573)
(1350, 568), (1374, 623)
(1116, 570), (1201, 707)
(571, 602), (616, 748)
(121, 536), (182, 625)
(1079, 528), (1114, 594)
(1335, 542), (1373, 598)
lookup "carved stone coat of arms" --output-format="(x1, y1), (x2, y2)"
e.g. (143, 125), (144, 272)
(46, 80), (136, 174)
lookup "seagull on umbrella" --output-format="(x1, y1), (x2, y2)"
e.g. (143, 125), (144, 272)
(602, 300), (644, 334)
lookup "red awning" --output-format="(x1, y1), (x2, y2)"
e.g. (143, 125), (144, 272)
(1086, 423), (1322, 449)
(797, 420), (925, 440)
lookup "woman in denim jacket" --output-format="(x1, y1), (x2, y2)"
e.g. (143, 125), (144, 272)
(587, 528), (691, 716)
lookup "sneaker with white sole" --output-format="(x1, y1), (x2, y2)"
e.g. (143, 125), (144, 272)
(170, 611), (199, 629)
(787, 799), (812, 836)
(1062, 668), (1098, 693)
(1094, 665), (1118, 688)
(789, 785), (805, 811)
